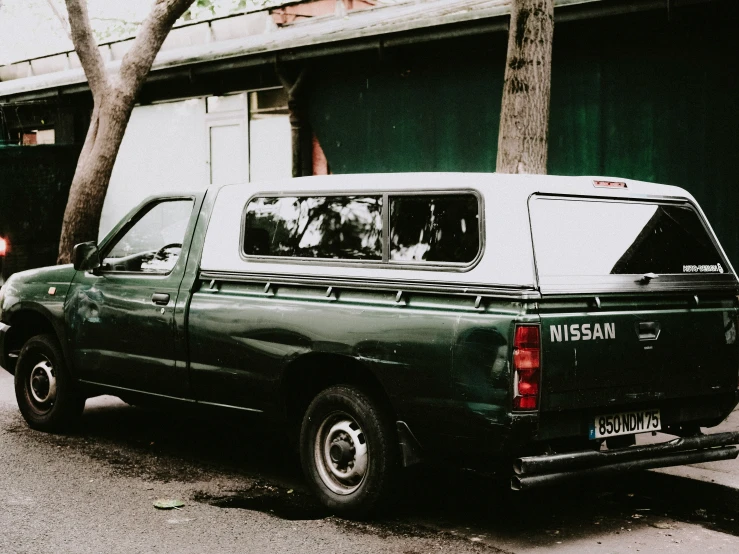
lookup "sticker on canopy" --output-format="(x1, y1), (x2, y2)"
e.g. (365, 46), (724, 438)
(683, 263), (724, 273)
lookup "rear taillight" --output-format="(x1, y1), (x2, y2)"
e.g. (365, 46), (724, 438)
(513, 324), (541, 411)
(0, 237), (7, 257)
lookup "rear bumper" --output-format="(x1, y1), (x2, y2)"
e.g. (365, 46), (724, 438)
(512, 431), (739, 491)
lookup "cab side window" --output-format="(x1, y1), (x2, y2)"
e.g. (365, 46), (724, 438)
(102, 199), (194, 274)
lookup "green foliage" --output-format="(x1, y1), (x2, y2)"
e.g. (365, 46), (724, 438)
(92, 18), (142, 43)
(196, 0), (216, 15)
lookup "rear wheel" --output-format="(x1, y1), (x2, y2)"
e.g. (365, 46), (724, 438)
(300, 385), (397, 517)
(14, 334), (85, 432)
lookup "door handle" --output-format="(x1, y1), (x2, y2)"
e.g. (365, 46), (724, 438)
(151, 293), (170, 306)
(637, 321), (660, 340)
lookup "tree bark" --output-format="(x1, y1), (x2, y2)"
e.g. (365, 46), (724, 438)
(496, 0), (554, 175)
(277, 65), (312, 178)
(57, 0), (195, 264)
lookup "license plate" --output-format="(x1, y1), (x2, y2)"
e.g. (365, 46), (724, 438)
(589, 409), (661, 439)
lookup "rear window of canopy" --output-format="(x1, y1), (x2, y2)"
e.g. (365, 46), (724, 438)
(529, 197), (729, 278)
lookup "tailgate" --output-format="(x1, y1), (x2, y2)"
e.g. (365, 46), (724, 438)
(528, 194), (739, 431)
(539, 295), (739, 412)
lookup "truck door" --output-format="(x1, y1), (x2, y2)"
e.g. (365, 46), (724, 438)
(67, 198), (197, 398)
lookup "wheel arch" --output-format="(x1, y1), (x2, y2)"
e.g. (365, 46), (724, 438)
(281, 352), (397, 435)
(2, 307), (67, 375)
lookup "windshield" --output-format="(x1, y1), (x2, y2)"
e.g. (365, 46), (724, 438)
(530, 198), (728, 277)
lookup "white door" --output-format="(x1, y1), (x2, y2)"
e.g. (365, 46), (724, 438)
(207, 117), (248, 185)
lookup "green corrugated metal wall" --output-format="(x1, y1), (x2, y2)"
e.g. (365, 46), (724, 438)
(310, 36), (507, 174)
(310, 3), (739, 268)
(0, 145), (78, 279)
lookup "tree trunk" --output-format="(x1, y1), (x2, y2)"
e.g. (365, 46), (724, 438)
(288, 95), (313, 178)
(496, 0), (554, 175)
(57, 96), (135, 263)
(277, 65), (312, 178)
(57, 0), (195, 264)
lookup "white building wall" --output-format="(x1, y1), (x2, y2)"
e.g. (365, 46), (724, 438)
(249, 115), (291, 182)
(100, 98), (209, 239)
(100, 91), (291, 240)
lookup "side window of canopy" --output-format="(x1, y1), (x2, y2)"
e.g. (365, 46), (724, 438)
(242, 192), (481, 267)
(243, 196), (383, 260)
(389, 194), (480, 264)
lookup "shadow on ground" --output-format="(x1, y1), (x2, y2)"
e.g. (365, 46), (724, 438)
(9, 395), (739, 549)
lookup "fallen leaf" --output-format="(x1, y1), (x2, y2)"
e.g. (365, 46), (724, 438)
(649, 521), (672, 530)
(153, 499), (185, 510)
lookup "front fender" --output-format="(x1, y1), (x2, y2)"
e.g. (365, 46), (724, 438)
(1, 267), (75, 375)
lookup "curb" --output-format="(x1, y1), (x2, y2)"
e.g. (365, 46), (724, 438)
(652, 463), (739, 490)
(635, 406), (739, 512)
(642, 465), (739, 514)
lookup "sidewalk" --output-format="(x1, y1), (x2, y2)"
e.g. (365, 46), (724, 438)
(637, 406), (739, 508)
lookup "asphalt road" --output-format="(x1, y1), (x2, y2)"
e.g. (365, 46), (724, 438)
(2, 368), (739, 553)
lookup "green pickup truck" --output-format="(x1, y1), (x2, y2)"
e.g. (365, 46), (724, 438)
(1, 173), (738, 515)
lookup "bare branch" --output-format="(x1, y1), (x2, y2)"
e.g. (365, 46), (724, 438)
(118, 0), (195, 97)
(45, 0), (72, 41)
(275, 64), (309, 99)
(91, 17), (144, 26)
(65, 0), (109, 99)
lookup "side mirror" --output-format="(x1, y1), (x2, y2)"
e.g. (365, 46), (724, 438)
(73, 242), (101, 272)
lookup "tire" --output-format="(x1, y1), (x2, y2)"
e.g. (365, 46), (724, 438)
(14, 334), (85, 432)
(300, 385), (397, 517)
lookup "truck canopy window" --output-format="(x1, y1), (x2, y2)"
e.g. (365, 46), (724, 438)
(243, 196), (383, 260)
(530, 198), (728, 277)
(389, 194), (480, 264)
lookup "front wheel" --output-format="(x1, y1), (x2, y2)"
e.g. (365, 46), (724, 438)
(14, 334), (85, 432)
(300, 385), (397, 517)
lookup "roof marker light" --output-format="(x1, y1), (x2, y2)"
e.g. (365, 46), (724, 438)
(593, 180), (628, 189)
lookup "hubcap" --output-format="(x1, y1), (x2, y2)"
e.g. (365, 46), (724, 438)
(314, 413), (368, 495)
(29, 359), (57, 405)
